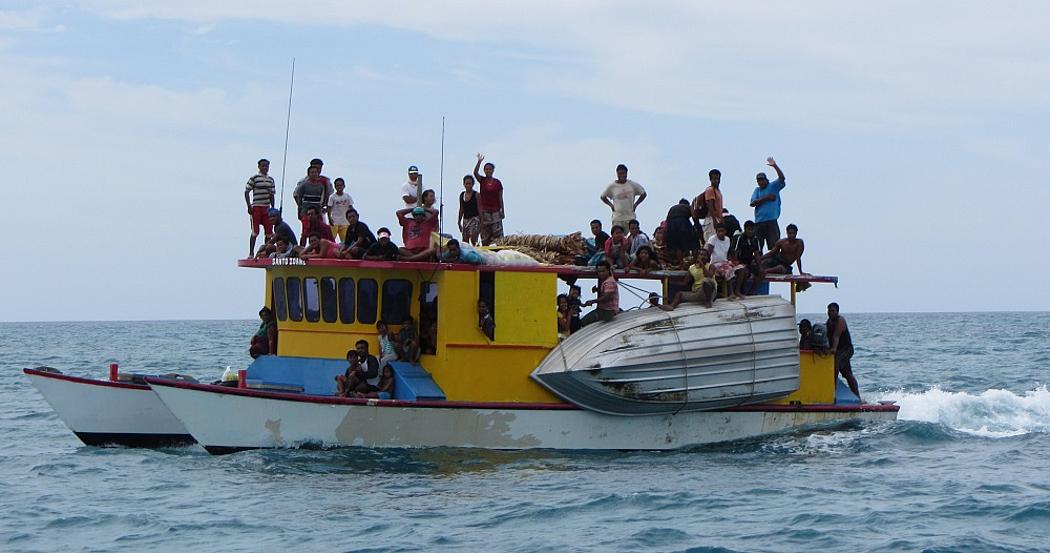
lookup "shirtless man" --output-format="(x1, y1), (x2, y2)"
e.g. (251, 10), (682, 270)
(826, 302), (861, 401)
(761, 223), (808, 275)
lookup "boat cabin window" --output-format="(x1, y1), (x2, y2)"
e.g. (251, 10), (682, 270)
(480, 271), (495, 340)
(357, 278), (379, 324)
(338, 278), (356, 324)
(272, 277), (288, 321)
(419, 281), (438, 355)
(382, 279), (413, 324)
(320, 277), (337, 323)
(303, 278), (320, 322)
(286, 277), (303, 321)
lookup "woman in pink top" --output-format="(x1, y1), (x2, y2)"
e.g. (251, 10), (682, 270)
(300, 232), (342, 259)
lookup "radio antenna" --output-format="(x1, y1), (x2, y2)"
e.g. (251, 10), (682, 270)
(438, 116), (446, 250)
(278, 58), (296, 211)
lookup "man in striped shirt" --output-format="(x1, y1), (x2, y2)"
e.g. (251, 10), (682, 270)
(244, 158), (276, 257)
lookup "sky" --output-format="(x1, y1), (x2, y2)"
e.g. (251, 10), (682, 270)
(1, 2), (1047, 321)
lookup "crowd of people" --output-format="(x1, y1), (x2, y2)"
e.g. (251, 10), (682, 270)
(244, 154), (858, 396)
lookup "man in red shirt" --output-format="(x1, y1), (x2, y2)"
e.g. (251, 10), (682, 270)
(396, 206), (438, 261)
(473, 153), (505, 245)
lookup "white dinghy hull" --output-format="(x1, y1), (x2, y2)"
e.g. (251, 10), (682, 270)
(147, 379), (899, 454)
(24, 369), (194, 447)
(533, 296), (801, 415)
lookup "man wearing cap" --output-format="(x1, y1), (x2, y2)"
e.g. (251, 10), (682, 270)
(363, 227), (400, 261)
(244, 158), (276, 257)
(473, 153), (505, 245)
(601, 164), (647, 231)
(254, 208), (298, 259)
(750, 156), (787, 250)
(395, 206), (439, 261)
(402, 166), (422, 209)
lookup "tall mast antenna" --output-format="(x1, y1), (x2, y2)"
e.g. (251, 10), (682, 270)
(278, 58), (296, 211)
(438, 116), (446, 249)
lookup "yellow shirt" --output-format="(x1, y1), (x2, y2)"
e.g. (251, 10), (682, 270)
(689, 262), (715, 292)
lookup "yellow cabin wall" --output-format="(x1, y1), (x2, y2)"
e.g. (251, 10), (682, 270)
(772, 351), (836, 405)
(267, 266), (561, 403)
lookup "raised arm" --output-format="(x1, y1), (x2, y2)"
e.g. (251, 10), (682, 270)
(767, 157), (785, 182)
(473, 153), (484, 182)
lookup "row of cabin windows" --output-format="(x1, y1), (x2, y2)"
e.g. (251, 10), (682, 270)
(272, 277), (413, 325)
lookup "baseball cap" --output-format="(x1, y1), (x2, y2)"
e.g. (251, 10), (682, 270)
(408, 165), (419, 174)
(377, 227), (392, 239)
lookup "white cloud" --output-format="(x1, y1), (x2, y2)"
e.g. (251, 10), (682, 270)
(0, 8), (65, 32)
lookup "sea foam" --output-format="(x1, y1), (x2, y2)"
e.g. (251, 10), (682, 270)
(879, 386), (1050, 437)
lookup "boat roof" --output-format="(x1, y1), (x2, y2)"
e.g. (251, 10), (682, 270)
(237, 257), (838, 284)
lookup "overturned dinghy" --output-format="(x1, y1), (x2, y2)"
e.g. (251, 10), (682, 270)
(532, 296), (800, 415)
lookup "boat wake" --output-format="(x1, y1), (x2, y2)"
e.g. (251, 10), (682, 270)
(878, 386), (1050, 437)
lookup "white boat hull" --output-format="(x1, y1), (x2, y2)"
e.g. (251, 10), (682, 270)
(24, 369), (194, 447)
(148, 380), (898, 454)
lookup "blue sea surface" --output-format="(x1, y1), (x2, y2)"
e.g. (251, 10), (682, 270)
(2, 314), (1049, 553)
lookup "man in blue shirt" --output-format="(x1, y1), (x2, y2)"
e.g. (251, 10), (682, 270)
(749, 157), (787, 250)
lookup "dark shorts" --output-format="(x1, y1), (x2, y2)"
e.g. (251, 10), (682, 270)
(755, 220), (780, 249)
(665, 217), (695, 252)
(835, 346), (854, 374)
(761, 255), (792, 273)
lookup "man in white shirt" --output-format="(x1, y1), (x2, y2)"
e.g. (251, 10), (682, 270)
(600, 164), (646, 230)
(705, 223), (745, 300)
(402, 165), (422, 208)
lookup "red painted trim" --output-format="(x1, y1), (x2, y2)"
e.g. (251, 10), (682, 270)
(146, 378), (898, 414)
(23, 368), (150, 391)
(238, 257), (838, 284)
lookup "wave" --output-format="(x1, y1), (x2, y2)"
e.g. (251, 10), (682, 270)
(878, 386), (1050, 437)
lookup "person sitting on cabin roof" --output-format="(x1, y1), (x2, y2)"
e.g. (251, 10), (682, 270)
(627, 219), (651, 257)
(664, 198), (695, 269)
(366, 364), (395, 400)
(363, 228), (400, 261)
(255, 208), (298, 259)
(626, 245), (661, 276)
(556, 294), (572, 338)
(568, 285), (583, 333)
(327, 177), (353, 243)
(269, 236), (295, 259)
(474, 153), (505, 245)
(458, 175), (481, 246)
(245, 158), (276, 257)
(581, 261), (619, 326)
(299, 205), (333, 247)
(721, 208), (742, 239)
(396, 316), (421, 363)
(396, 206), (438, 261)
(293, 163), (331, 233)
(661, 248), (716, 310)
(604, 225), (630, 269)
(647, 291), (661, 308)
(761, 223), (808, 275)
(355, 339), (380, 388)
(300, 231), (342, 259)
(732, 220), (766, 295)
(335, 350), (370, 397)
(402, 165), (421, 209)
(440, 239), (482, 264)
(706, 223), (746, 300)
(375, 320), (399, 368)
(339, 208), (376, 259)
(590, 219), (610, 252)
(601, 164), (647, 231)
(478, 300), (496, 340)
(249, 307), (277, 358)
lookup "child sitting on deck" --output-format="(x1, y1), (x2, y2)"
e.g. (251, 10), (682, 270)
(335, 351), (369, 397)
(603, 225), (630, 269)
(626, 245), (661, 276)
(366, 364), (396, 399)
(376, 320), (399, 368)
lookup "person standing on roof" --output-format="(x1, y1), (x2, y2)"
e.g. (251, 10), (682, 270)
(402, 165), (422, 208)
(695, 169), (724, 243)
(244, 158), (276, 257)
(293, 164), (329, 235)
(750, 156), (787, 250)
(473, 153), (505, 245)
(826, 302), (861, 401)
(601, 164), (646, 231)
(292, 158), (332, 214)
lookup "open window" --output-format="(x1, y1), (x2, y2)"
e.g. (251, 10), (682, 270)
(304, 278), (320, 322)
(419, 281), (438, 355)
(381, 279), (413, 324)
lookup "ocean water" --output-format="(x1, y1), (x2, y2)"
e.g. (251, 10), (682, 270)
(2, 313), (1049, 553)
